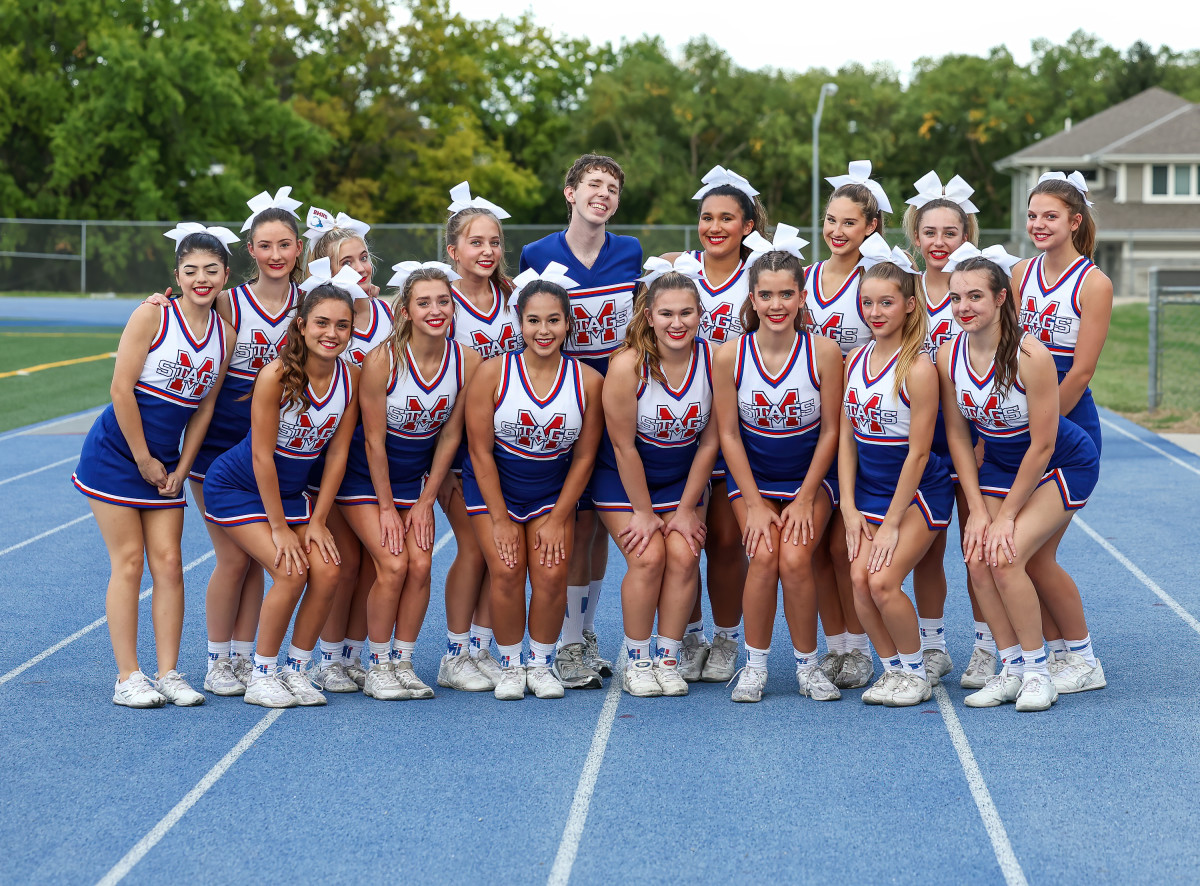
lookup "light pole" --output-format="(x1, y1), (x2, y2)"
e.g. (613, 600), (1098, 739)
(811, 82), (838, 261)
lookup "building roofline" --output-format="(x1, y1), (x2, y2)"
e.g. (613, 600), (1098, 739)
(1085, 104), (1196, 159)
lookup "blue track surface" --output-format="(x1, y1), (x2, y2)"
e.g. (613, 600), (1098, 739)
(1, 405), (1198, 884)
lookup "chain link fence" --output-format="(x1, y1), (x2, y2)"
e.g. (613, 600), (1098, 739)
(1147, 268), (1200, 415)
(0, 217), (1018, 296)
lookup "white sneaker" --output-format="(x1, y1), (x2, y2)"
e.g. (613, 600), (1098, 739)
(835, 650), (874, 689)
(654, 657), (689, 696)
(623, 659), (663, 697)
(471, 649), (504, 686)
(922, 649), (953, 686)
(583, 629), (613, 678)
(1050, 653), (1106, 694)
(244, 669), (298, 708)
(279, 666), (327, 706)
(231, 656), (253, 687)
(964, 669), (1022, 708)
(862, 671), (901, 705)
(796, 663), (841, 701)
(203, 658), (245, 697)
(883, 672), (932, 707)
(344, 658), (368, 689)
(701, 635), (739, 682)
(494, 665), (527, 700)
(438, 653), (494, 691)
(155, 670), (205, 706)
(730, 666), (768, 703)
(678, 634), (711, 682)
(311, 661), (359, 693)
(960, 647), (997, 690)
(392, 660), (435, 699)
(113, 671), (166, 708)
(364, 662), (409, 700)
(527, 664), (566, 699)
(1015, 673), (1058, 712)
(818, 651), (844, 683)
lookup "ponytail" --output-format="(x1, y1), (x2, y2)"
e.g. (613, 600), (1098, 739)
(1028, 179), (1097, 260)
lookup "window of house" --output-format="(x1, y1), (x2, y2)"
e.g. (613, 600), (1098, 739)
(1148, 163), (1200, 200)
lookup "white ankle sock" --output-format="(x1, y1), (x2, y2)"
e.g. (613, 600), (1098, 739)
(446, 631), (469, 657)
(231, 640), (254, 659)
(469, 624), (493, 657)
(686, 620), (706, 640)
(285, 645), (311, 671)
(207, 640), (230, 669)
(793, 647), (818, 667)
(1066, 634), (1098, 667)
(1022, 646), (1050, 677)
(252, 652), (276, 674)
(341, 638), (364, 664)
(584, 579), (603, 632)
(714, 621), (742, 643)
(998, 644), (1023, 677)
(899, 649), (927, 682)
(746, 643), (769, 670)
(847, 632), (871, 655)
(918, 617), (947, 653)
(528, 640), (555, 668)
(318, 639), (341, 665)
(367, 641), (391, 666)
(656, 636), (681, 662)
(973, 621), (994, 652)
(624, 635), (652, 662)
(561, 584), (588, 646)
(390, 639), (415, 663)
(825, 631), (848, 654)
(497, 643), (523, 668)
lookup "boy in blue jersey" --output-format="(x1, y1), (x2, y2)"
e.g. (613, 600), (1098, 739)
(520, 154), (643, 689)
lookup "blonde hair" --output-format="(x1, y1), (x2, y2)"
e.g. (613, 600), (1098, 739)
(386, 267), (455, 380)
(621, 272), (702, 387)
(445, 209), (514, 307)
(902, 199), (980, 254)
(861, 257), (928, 400)
(304, 228), (375, 280)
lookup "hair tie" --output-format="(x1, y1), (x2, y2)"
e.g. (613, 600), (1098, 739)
(164, 223), (239, 255)
(692, 165), (760, 202)
(512, 261), (579, 291)
(241, 186), (303, 233)
(301, 257), (369, 301)
(906, 171), (979, 214)
(387, 261), (462, 289)
(826, 160), (893, 213)
(744, 223), (809, 267)
(303, 207), (370, 243)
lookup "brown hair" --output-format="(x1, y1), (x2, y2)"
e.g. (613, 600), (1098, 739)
(386, 267), (455, 381)
(861, 258), (928, 399)
(515, 280), (574, 347)
(1028, 179), (1097, 260)
(564, 154), (625, 222)
(826, 183), (886, 240)
(902, 199), (980, 255)
(741, 251), (809, 333)
(248, 207), (304, 286)
(950, 256), (1027, 399)
(699, 188), (769, 260)
(277, 283), (355, 414)
(620, 272), (702, 387)
(445, 209), (515, 307)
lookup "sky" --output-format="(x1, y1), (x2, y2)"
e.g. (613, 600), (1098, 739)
(449, 0), (1193, 77)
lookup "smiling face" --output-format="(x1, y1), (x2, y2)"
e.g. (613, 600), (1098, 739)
(949, 268), (1005, 333)
(299, 296), (353, 358)
(646, 287), (701, 353)
(823, 196), (877, 258)
(448, 215), (502, 283)
(248, 220), (303, 283)
(751, 268), (804, 331)
(335, 236), (373, 290)
(859, 277), (914, 339)
(698, 194), (753, 262)
(404, 279), (453, 339)
(519, 291), (570, 355)
(1026, 194), (1081, 252)
(917, 206), (967, 272)
(565, 168), (621, 226)
(174, 250), (229, 307)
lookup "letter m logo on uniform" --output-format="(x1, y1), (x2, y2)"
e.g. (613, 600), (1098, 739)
(1023, 297), (1059, 344)
(572, 300), (617, 346)
(249, 329), (281, 370)
(845, 388), (885, 434)
(752, 390), (801, 428)
(165, 351), (215, 396)
(959, 391), (1004, 426)
(515, 410), (565, 450)
(287, 414), (338, 450)
(654, 402), (701, 438)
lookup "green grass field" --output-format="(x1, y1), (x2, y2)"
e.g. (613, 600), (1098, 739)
(0, 304), (1193, 435)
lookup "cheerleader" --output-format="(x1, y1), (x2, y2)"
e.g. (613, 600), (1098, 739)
(336, 262), (480, 699)
(712, 235), (845, 703)
(937, 248), (1099, 712)
(592, 258), (719, 697)
(807, 161), (891, 691)
(202, 265), (362, 708)
(1013, 172), (1111, 694)
(840, 237), (954, 707)
(902, 171), (995, 689)
(462, 264), (605, 700)
(658, 166), (767, 683)
(299, 209), (394, 694)
(440, 183), (521, 688)
(73, 225), (236, 706)
(519, 155), (643, 688)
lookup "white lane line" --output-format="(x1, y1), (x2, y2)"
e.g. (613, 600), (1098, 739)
(95, 707), (284, 886)
(1099, 416), (1200, 479)
(1074, 517), (1200, 637)
(0, 513), (93, 557)
(431, 529), (453, 557)
(0, 455), (77, 486)
(547, 657), (623, 886)
(933, 684), (1029, 886)
(0, 551), (214, 687)
(0, 409), (102, 443)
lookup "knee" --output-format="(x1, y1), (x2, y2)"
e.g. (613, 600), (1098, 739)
(850, 564), (871, 605)
(407, 548), (432, 584)
(867, 571), (896, 604)
(373, 552), (409, 592)
(990, 559), (1026, 593)
(966, 558), (992, 589)
(112, 549), (145, 583)
(629, 539), (666, 578)
(778, 544), (814, 583)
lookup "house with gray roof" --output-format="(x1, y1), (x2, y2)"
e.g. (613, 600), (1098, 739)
(996, 87), (1200, 297)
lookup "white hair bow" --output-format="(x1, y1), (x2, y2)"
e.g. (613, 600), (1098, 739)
(387, 261), (462, 289)
(692, 165), (760, 202)
(447, 182), (512, 220)
(164, 223), (240, 254)
(857, 233), (919, 275)
(638, 252), (705, 286)
(301, 257), (370, 302)
(1032, 170), (1094, 206)
(825, 160), (893, 213)
(241, 186), (303, 232)
(303, 206), (371, 243)
(512, 261), (579, 291)
(743, 223), (809, 267)
(942, 243), (1022, 275)
(906, 171), (979, 214)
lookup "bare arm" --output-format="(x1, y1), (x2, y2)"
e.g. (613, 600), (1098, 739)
(1059, 269), (1112, 415)
(109, 304), (168, 491)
